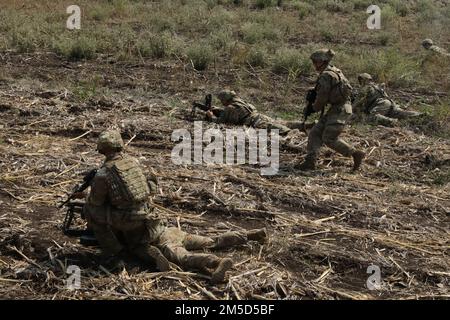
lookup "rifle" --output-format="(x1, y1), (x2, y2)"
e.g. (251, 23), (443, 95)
(299, 88), (320, 133)
(303, 88), (317, 123)
(62, 201), (85, 235)
(350, 88), (358, 104)
(192, 94), (212, 115)
(59, 169), (97, 234)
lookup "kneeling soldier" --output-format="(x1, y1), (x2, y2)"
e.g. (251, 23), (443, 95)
(84, 130), (267, 283)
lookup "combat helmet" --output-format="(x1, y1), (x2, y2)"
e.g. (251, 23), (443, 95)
(217, 90), (237, 103)
(310, 49), (335, 62)
(358, 73), (373, 83)
(422, 39), (433, 49)
(97, 130), (124, 155)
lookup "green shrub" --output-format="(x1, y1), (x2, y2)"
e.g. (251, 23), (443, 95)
(255, 0), (274, 9)
(54, 35), (96, 61)
(72, 76), (101, 101)
(246, 47), (268, 67)
(150, 16), (175, 33)
(69, 37), (96, 61)
(325, 0), (354, 13)
(388, 0), (410, 17)
(293, 2), (313, 20)
(352, 0), (373, 10)
(381, 5), (398, 28)
(240, 22), (280, 44)
(187, 43), (214, 71)
(345, 48), (420, 87)
(272, 48), (311, 76)
(10, 27), (37, 53)
(208, 30), (233, 51)
(137, 33), (172, 58)
(377, 32), (393, 46)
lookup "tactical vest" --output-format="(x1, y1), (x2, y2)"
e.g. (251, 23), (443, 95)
(106, 157), (150, 209)
(325, 66), (353, 105)
(366, 84), (390, 112)
(232, 98), (257, 123)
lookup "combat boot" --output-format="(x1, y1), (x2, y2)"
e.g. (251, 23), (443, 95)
(247, 228), (267, 244)
(211, 258), (233, 284)
(103, 255), (126, 271)
(352, 150), (365, 171)
(147, 246), (170, 272)
(295, 155), (316, 171)
(214, 232), (247, 249)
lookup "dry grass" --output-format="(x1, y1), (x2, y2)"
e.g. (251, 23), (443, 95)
(0, 68), (448, 299)
(0, 0), (448, 300)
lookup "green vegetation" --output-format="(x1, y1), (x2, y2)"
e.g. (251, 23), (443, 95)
(0, 0), (446, 75)
(0, 0), (448, 135)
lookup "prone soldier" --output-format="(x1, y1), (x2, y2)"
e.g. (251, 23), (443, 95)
(352, 73), (422, 127)
(201, 90), (291, 136)
(422, 39), (450, 57)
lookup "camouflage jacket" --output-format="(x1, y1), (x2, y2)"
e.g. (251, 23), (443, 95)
(88, 153), (156, 210)
(313, 65), (353, 124)
(429, 45), (450, 57)
(353, 83), (391, 114)
(212, 97), (257, 126)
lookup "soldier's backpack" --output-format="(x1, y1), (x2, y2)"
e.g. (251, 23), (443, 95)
(365, 83), (391, 112)
(372, 83), (390, 99)
(327, 68), (353, 103)
(107, 157), (150, 209)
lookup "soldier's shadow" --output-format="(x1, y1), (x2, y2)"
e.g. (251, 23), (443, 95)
(61, 250), (161, 275)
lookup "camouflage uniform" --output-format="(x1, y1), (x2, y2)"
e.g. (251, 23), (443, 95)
(298, 49), (365, 171)
(422, 39), (450, 57)
(84, 130), (267, 283)
(210, 90), (291, 135)
(353, 73), (421, 127)
(83, 130), (168, 269)
(156, 227), (267, 283)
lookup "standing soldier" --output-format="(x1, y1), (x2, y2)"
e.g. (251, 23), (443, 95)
(83, 130), (267, 283)
(205, 90), (291, 136)
(352, 73), (422, 127)
(297, 49), (365, 171)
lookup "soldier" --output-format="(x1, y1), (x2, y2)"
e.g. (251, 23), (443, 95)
(296, 49), (365, 171)
(82, 130), (170, 272)
(205, 90), (291, 136)
(83, 130), (267, 283)
(422, 39), (450, 57)
(156, 226), (267, 284)
(353, 73), (422, 127)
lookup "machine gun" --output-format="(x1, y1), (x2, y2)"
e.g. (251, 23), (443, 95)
(59, 169), (97, 235)
(192, 93), (212, 113)
(191, 94), (224, 120)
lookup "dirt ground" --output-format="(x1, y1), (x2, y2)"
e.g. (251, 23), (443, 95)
(0, 52), (448, 300)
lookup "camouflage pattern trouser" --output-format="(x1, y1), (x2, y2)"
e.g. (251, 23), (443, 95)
(369, 100), (421, 126)
(306, 114), (355, 161)
(84, 203), (165, 265)
(247, 113), (291, 135)
(285, 121), (316, 132)
(156, 228), (248, 271)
